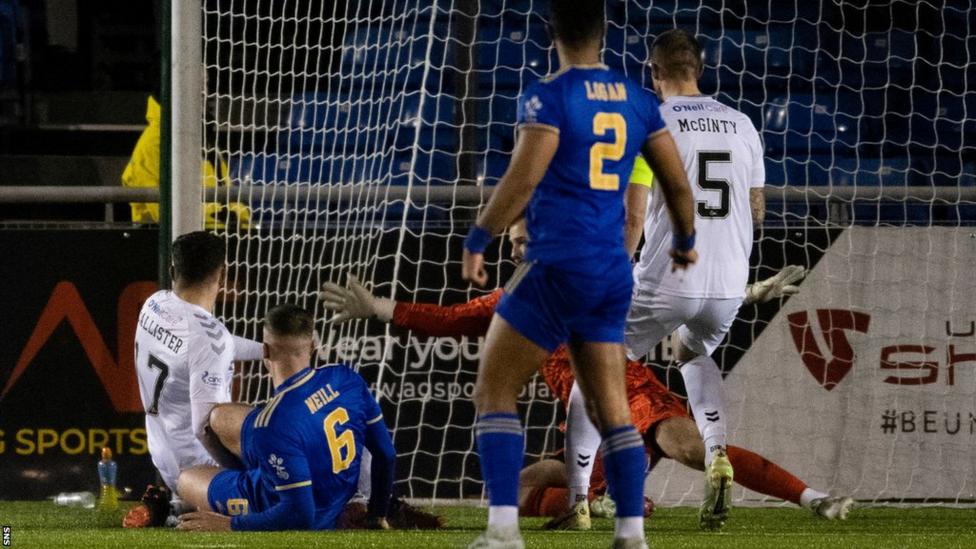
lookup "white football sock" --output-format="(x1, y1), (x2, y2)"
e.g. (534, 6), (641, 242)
(566, 381), (602, 505)
(800, 488), (829, 509)
(487, 505), (519, 529)
(615, 517), (645, 539)
(680, 355), (727, 466)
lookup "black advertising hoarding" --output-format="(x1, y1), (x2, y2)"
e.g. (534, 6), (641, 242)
(0, 225), (829, 500)
(0, 229), (159, 499)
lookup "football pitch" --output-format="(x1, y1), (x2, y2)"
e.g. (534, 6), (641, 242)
(1, 501), (975, 548)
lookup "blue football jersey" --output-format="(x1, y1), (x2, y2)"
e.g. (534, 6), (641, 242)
(516, 64), (666, 263)
(242, 364), (384, 529)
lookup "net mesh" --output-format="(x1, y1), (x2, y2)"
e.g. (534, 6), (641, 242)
(200, 0), (975, 502)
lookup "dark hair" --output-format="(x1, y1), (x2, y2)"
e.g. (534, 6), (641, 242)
(650, 29), (703, 81)
(264, 304), (314, 339)
(548, 0), (605, 47)
(172, 231), (225, 284)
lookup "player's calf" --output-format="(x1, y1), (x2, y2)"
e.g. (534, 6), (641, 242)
(653, 416), (706, 470)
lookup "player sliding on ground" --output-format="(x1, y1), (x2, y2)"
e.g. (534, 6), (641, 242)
(323, 221), (827, 529)
(563, 28), (773, 531)
(127, 231), (265, 527)
(174, 304), (397, 531)
(458, 2), (698, 547)
(519, 347), (854, 523)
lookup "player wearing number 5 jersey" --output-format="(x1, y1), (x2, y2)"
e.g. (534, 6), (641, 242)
(134, 231), (264, 494)
(176, 304), (396, 531)
(564, 29), (768, 532)
(460, 2), (697, 547)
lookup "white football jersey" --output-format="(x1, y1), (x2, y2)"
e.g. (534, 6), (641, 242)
(134, 290), (236, 490)
(634, 95), (764, 298)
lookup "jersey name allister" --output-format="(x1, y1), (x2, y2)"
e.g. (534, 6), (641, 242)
(242, 365), (384, 530)
(634, 96), (764, 298)
(516, 65), (667, 264)
(134, 290), (237, 489)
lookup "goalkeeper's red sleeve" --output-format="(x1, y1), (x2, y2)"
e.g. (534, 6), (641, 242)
(726, 445), (807, 505)
(391, 289), (503, 337)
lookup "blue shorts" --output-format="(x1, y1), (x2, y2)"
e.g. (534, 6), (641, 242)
(207, 411), (275, 516)
(496, 254), (634, 352)
(207, 468), (274, 517)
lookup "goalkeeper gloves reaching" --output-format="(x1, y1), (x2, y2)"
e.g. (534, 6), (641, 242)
(744, 265), (806, 305)
(321, 275), (395, 323)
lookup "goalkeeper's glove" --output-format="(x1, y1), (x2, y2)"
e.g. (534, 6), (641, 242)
(744, 264), (806, 305)
(321, 275), (396, 323)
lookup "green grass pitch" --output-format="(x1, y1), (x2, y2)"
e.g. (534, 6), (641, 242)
(1, 501), (974, 548)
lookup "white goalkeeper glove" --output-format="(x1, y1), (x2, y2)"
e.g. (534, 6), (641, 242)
(744, 264), (806, 305)
(320, 275), (396, 323)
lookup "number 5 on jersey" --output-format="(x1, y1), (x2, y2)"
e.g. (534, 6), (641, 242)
(589, 112), (627, 190)
(324, 407), (356, 473)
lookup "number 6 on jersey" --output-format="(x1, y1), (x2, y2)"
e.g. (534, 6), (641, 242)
(324, 407), (356, 473)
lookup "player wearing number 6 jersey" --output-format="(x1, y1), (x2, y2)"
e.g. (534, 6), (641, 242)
(563, 29), (768, 532)
(459, 2), (696, 547)
(134, 231), (264, 496)
(176, 304), (396, 532)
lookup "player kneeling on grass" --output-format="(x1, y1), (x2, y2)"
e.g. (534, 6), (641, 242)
(174, 304), (396, 531)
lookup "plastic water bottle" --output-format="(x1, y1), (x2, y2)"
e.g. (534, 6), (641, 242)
(52, 491), (96, 508)
(96, 447), (119, 525)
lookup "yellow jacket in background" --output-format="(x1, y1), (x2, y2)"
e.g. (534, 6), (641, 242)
(121, 96), (250, 230)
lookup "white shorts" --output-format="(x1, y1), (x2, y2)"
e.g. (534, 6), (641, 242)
(624, 288), (743, 360)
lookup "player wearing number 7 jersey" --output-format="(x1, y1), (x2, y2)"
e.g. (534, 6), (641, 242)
(134, 231), (264, 497)
(176, 304), (396, 531)
(460, 2), (696, 547)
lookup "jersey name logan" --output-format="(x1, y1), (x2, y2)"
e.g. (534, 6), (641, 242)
(584, 80), (627, 102)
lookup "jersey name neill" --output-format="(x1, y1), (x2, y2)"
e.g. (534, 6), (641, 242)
(584, 80), (628, 102)
(677, 117), (738, 134)
(304, 384), (342, 414)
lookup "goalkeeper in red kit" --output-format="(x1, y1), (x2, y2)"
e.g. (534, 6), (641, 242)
(322, 220), (851, 527)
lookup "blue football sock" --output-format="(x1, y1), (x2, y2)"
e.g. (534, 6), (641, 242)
(601, 425), (648, 518)
(475, 413), (524, 508)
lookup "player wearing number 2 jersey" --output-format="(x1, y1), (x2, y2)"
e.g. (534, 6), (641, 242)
(135, 231), (263, 493)
(459, 3), (697, 548)
(176, 304), (396, 532)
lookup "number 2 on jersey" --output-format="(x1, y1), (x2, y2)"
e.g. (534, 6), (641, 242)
(589, 112), (627, 190)
(324, 407), (356, 473)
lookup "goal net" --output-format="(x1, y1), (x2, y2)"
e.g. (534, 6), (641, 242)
(199, 0), (976, 504)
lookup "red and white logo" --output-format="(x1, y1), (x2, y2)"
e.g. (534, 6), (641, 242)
(786, 309), (871, 391)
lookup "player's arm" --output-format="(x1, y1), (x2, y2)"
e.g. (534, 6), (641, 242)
(748, 122), (767, 226)
(463, 127), (559, 286)
(321, 276), (498, 337)
(640, 130), (697, 268)
(624, 157), (653, 257)
(363, 410), (396, 524)
(188, 339), (237, 468)
(233, 335), (263, 361)
(750, 188), (765, 225)
(231, 431), (317, 531)
(351, 373), (395, 527)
